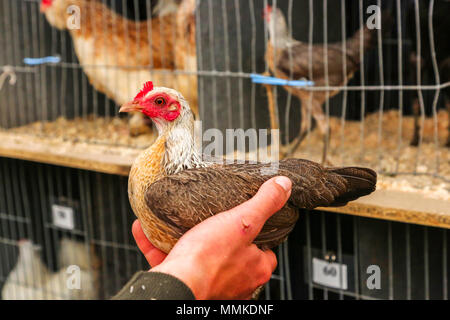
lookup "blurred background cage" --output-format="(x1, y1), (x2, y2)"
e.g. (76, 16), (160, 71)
(0, 0), (449, 300)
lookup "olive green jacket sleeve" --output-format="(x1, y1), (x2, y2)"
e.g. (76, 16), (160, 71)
(112, 271), (196, 300)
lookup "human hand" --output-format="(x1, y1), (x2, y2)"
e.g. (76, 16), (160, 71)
(132, 176), (292, 300)
(132, 219), (167, 268)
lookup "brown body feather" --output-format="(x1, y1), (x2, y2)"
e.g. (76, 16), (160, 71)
(145, 159), (376, 249)
(50, 0), (176, 69)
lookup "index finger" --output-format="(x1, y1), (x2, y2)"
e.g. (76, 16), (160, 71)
(132, 219), (167, 267)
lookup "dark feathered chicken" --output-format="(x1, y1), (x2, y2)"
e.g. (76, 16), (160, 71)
(442, 58), (450, 147)
(407, 0), (450, 147)
(119, 81), (377, 253)
(263, 5), (381, 161)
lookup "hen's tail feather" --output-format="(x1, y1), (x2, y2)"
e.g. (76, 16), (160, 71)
(272, 159), (376, 209)
(327, 167), (377, 206)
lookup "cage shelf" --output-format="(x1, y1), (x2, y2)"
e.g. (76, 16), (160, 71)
(0, 129), (448, 230)
(0, 130), (137, 176)
(319, 189), (450, 230)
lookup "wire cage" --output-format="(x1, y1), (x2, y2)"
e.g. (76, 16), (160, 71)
(0, 157), (295, 299)
(0, 0), (449, 300)
(2, 157), (448, 300)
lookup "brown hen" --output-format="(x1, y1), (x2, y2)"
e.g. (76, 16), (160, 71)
(120, 82), (377, 253)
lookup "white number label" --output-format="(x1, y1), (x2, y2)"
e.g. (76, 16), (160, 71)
(312, 257), (348, 290)
(52, 204), (75, 230)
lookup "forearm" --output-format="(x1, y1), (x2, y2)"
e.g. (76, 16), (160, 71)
(112, 271), (195, 300)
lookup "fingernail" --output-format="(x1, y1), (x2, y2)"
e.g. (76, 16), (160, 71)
(274, 176), (292, 193)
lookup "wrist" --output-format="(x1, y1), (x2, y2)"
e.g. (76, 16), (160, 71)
(150, 260), (208, 299)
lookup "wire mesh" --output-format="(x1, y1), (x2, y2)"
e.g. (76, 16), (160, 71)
(0, 0), (447, 177)
(1, 158), (449, 300)
(0, 0), (449, 300)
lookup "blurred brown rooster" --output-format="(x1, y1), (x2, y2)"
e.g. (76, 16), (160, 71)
(41, 0), (197, 136)
(263, 5), (383, 162)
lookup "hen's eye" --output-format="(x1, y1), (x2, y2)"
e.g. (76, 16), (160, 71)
(155, 97), (165, 106)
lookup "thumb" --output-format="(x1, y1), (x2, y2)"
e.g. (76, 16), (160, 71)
(227, 176), (292, 241)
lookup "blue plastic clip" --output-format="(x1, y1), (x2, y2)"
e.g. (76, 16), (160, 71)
(23, 56), (61, 66)
(250, 73), (314, 87)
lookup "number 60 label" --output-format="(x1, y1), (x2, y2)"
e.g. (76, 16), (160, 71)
(312, 257), (348, 290)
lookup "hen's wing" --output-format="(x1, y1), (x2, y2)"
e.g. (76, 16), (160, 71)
(145, 159), (376, 248)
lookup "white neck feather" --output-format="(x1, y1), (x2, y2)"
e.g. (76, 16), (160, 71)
(268, 11), (293, 49)
(270, 34), (292, 49)
(157, 103), (206, 175)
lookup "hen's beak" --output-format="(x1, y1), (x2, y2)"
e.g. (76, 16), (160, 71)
(119, 100), (143, 113)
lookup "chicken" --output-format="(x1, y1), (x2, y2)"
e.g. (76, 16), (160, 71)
(174, 0), (198, 113)
(407, 0), (450, 147)
(153, 0), (181, 17)
(41, 238), (99, 300)
(119, 81), (376, 253)
(2, 240), (50, 300)
(58, 237), (101, 272)
(41, 0), (198, 136)
(56, 237), (101, 299)
(263, 5), (381, 162)
(2, 239), (99, 300)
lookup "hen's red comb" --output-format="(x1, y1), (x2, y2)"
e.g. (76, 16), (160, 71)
(263, 5), (273, 15)
(134, 81), (154, 100)
(42, 0), (52, 6)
